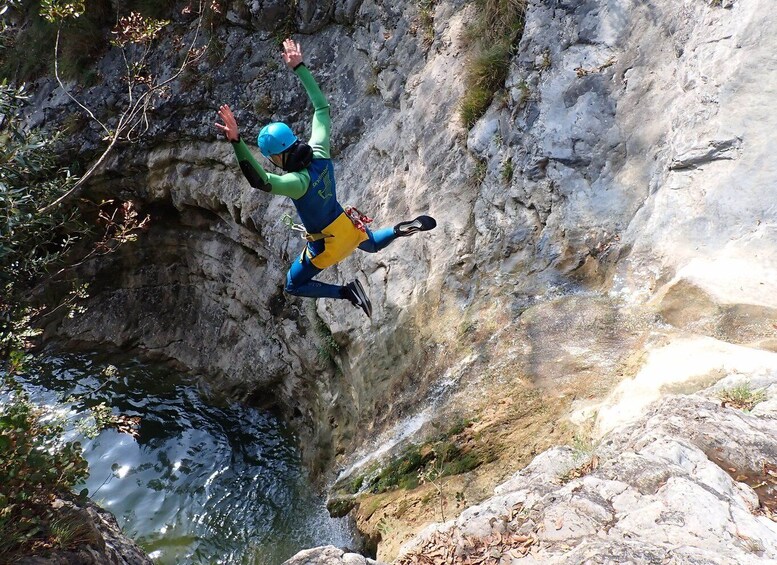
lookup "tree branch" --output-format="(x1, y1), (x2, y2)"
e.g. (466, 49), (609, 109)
(53, 27), (110, 137)
(38, 2), (210, 213)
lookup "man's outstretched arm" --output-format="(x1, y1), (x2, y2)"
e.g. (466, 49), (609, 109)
(282, 38), (331, 159)
(215, 104), (307, 198)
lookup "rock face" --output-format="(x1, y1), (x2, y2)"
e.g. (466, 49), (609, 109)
(283, 545), (385, 565)
(16, 501), (152, 565)
(473, 0), (777, 303)
(39, 0), (475, 473)
(39, 0), (777, 467)
(396, 386), (777, 564)
(23, 0), (777, 561)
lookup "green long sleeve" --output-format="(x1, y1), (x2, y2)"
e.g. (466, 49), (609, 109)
(228, 64), (329, 199)
(231, 138), (309, 199)
(294, 64), (331, 159)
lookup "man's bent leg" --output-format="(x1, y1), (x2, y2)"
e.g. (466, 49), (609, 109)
(285, 254), (343, 299)
(285, 253), (372, 316)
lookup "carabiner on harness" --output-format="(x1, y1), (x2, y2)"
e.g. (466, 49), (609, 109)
(281, 213), (330, 242)
(345, 205), (373, 232)
(281, 213), (307, 236)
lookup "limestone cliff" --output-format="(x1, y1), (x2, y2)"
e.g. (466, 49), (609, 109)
(24, 0), (777, 561)
(394, 381), (777, 564)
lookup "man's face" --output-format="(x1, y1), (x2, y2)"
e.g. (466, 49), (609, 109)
(269, 154), (283, 168)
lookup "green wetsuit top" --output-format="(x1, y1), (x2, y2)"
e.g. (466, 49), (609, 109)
(230, 64), (331, 199)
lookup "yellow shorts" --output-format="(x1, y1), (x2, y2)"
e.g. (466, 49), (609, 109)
(307, 212), (368, 269)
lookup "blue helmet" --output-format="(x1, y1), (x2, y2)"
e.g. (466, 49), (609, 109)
(257, 122), (297, 157)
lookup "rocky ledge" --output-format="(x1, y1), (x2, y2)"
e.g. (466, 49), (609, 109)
(284, 546), (384, 565)
(285, 377), (777, 564)
(15, 500), (151, 565)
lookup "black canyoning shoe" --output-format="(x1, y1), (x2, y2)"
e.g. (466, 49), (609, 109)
(394, 215), (437, 237)
(343, 279), (372, 318)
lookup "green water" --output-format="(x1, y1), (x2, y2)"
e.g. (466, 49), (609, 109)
(13, 352), (354, 564)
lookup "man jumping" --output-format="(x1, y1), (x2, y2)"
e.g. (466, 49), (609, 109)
(215, 38), (435, 318)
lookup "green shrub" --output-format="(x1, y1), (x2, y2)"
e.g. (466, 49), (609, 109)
(501, 156), (514, 183)
(718, 382), (767, 412)
(372, 445), (428, 493)
(0, 84), (82, 317)
(460, 0), (526, 127)
(345, 475), (364, 495)
(442, 451), (483, 476)
(469, 40), (514, 93)
(0, 379), (90, 560)
(0, 12), (52, 79)
(49, 511), (98, 549)
(55, 10), (107, 81)
(311, 310), (340, 363)
(418, 0), (437, 43)
(460, 85), (494, 129)
(0, 0), (182, 82)
(1, 88), (94, 561)
(447, 417), (471, 436)
(356, 419), (483, 495)
(0, 0), (114, 81)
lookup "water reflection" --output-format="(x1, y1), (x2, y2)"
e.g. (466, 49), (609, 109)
(15, 353), (354, 564)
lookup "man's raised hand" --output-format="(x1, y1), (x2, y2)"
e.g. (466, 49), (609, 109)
(215, 104), (239, 142)
(282, 38), (303, 69)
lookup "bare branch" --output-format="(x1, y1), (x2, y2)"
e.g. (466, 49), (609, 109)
(38, 131), (120, 214)
(42, 198), (149, 284)
(38, 0), (211, 213)
(120, 48), (134, 108)
(53, 27), (110, 137)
